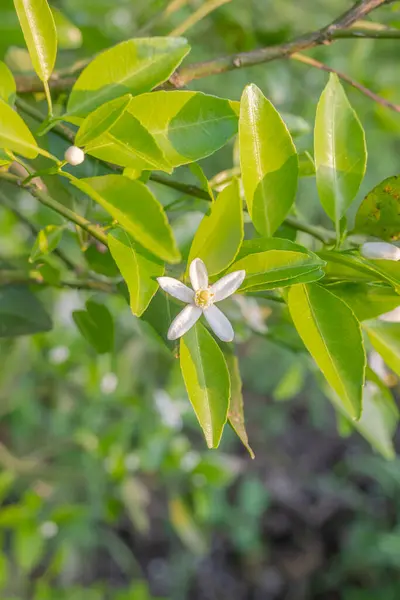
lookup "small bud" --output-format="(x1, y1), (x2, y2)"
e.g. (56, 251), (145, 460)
(64, 145), (85, 166)
(360, 242), (400, 261)
(379, 306), (400, 323)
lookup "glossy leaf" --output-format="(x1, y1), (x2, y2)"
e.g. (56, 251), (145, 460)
(86, 111), (172, 172)
(0, 286), (52, 337)
(0, 98), (39, 158)
(75, 95), (132, 147)
(239, 84), (298, 236)
(180, 323), (230, 449)
(228, 249), (325, 291)
(108, 229), (164, 317)
(13, 0), (57, 82)
(327, 283), (400, 321)
(127, 91), (238, 167)
(66, 37), (190, 117)
(287, 283), (366, 419)
(236, 237), (319, 261)
(363, 320), (400, 377)
(29, 225), (64, 263)
(314, 74), (367, 226)
(355, 175), (400, 241)
(73, 300), (114, 354)
(0, 60), (16, 105)
(72, 175), (180, 263)
(225, 352), (254, 459)
(188, 179), (243, 276)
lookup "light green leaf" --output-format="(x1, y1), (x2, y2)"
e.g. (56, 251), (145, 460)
(13, 523), (45, 573)
(52, 7), (82, 50)
(236, 237), (320, 260)
(0, 60), (16, 105)
(314, 73), (367, 227)
(355, 175), (400, 241)
(363, 320), (400, 377)
(287, 283), (366, 419)
(188, 179), (243, 276)
(108, 229), (164, 317)
(73, 300), (114, 354)
(29, 225), (64, 263)
(188, 163), (214, 201)
(298, 151), (315, 177)
(225, 352), (254, 459)
(72, 175), (180, 263)
(66, 37), (190, 117)
(86, 111), (172, 172)
(13, 0), (57, 82)
(0, 98), (39, 158)
(239, 84), (298, 236)
(0, 149), (11, 167)
(75, 95), (132, 148)
(180, 323), (230, 448)
(127, 91), (238, 167)
(0, 286), (52, 337)
(228, 249), (325, 291)
(327, 283), (400, 321)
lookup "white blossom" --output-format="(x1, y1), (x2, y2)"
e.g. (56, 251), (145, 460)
(64, 145), (85, 166)
(157, 258), (245, 342)
(360, 242), (400, 261)
(379, 306), (400, 322)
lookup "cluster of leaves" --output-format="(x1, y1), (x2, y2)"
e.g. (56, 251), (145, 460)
(1, 1), (400, 456)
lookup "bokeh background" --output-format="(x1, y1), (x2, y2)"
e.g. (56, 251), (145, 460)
(1, 1), (400, 598)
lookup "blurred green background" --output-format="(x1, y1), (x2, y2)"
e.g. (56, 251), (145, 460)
(1, 1), (400, 598)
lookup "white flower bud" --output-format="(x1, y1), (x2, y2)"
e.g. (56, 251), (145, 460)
(379, 306), (400, 323)
(360, 242), (400, 261)
(64, 145), (85, 166)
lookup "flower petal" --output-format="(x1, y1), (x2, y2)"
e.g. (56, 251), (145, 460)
(379, 306), (400, 322)
(167, 305), (202, 340)
(361, 242), (400, 261)
(210, 270), (246, 302)
(157, 277), (194, 303)
(204, 305), (234, 342)
(189, 258), (208, 291)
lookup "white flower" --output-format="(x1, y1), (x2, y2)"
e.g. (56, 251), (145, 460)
(360, 242), (400, 261)
(157, 258), (245, 342)
(64, 145), (85, 166)
(379, 306), (400, 322)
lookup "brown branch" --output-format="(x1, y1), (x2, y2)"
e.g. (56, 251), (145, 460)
(14, 1), (394, 94)
(291, 53), (400, 113)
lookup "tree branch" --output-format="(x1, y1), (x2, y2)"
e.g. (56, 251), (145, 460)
(0, 269), (115, 292)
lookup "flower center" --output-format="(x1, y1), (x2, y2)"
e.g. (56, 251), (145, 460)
(194, 288), (215, 309)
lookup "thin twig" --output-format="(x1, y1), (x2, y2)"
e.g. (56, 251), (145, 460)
(0, 269), (115, 292)
(291, 52), (400, 113)
(169, 0), (231, 37)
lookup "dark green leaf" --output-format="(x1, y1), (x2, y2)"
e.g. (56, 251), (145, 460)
(0, 286), (52, 337)
(72, 299), (114, 354)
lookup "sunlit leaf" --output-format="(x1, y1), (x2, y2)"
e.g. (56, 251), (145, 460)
(225, 352), (254, 458)
(75, 95), (132, 147)
(0, 60), (16, 105)
(327, 283), (400, 321)
(363, 319), (400, 378)
(29, 225), (64, 263)
(355, 175), (400, 241)
(0, 98), (39, 158)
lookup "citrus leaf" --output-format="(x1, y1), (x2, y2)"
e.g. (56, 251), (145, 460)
(188, 179), (243, 276)
(287, 283), (366, 419)
(108, 229), (164, 317)
(13, 0), (57, 82)
(327, 283), (400, 321)
(239, 84), (298, 236)
(0, 286), (52, 337)
(29, 225), (64, 263)
(314, 74), (367, 227)
(52, 7), (82, 50)
(0, 98), (39, 158)
(180, 323), (230, 449)
(72, 175), (180, 263)
(225, 352), (254, 459)
(66, 37), (190, 117)
(355, 175), (400, 241)
(0, 60), (16, 105)
(75, 94), (132, 147)
(363, 320), (400, 377)
(73, 300), (114, 354)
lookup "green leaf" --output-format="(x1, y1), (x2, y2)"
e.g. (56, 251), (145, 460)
(0, 60), (16, 105)
(29, 225), (64, 263)
(355, 175), (400, 241)
(228, 249), (325, 291)
(84, 245), (120, 278)
(86, 111), (172, 172)
(188, 163), (214, 201)
(298, 151), (315, 177)
(13, 523), (45, 573)
(0, 286), (52, 337)
(236, 237), (320, 260)
(0, 98), (39, 158)
(0, 149), (11, 167)
(180, 323), (230, 448)
(169, 496), (206, 555)
(225, 352), (254, 459)
(326, 283), (400, 321)
(287, 283), (366, 419)
(66, 37), (190, 117)
(239, 84), (298, 236)
(108, 229), (164, 317)
(363, 320), (400, 377)
(127, 91), (238, 167)
(72, 300), (114, 354)
(72, 175), (180, 263)
(13, 0), (57, 82)
(75, 95), (132, 148)
(52, 7), (82, 50)
(314, 73), (367, 228)
(188, 179), (243, 276)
